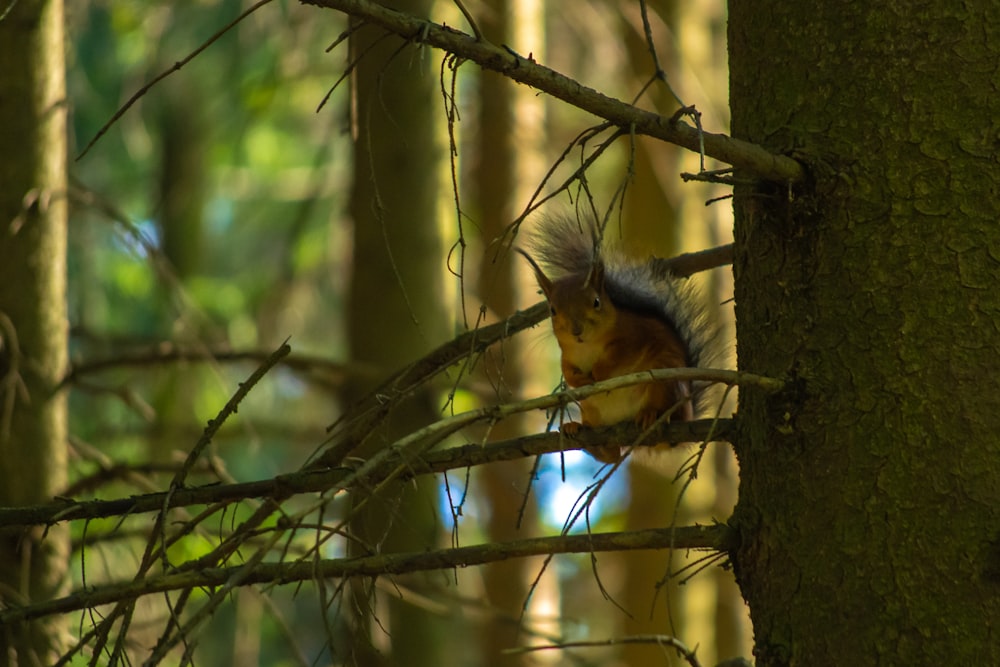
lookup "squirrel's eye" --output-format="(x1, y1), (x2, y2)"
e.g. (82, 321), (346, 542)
(592, 296), (601, 309)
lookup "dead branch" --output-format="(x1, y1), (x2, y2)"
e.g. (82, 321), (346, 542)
(510, 634), (703, 667)
(303, 0), (804, 184)
(0, 523), (733, 625)
(60, 345), (374, 391)
(0, 418), (732, 529)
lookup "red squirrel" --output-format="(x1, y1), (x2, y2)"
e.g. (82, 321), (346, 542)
(518, 214), (714, 462)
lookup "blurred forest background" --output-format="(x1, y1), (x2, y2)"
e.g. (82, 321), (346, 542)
(49, 0), (738, 664)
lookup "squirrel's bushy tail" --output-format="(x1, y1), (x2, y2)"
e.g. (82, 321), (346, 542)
(522, 214), (599, 283)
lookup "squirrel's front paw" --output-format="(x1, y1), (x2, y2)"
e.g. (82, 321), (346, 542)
(559, 420), (583, 436)
(563, 367), (593, 388)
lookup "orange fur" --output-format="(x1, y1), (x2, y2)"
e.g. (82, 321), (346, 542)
(520, 243), (696, 463)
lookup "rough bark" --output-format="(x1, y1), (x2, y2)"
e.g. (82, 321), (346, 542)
(729, 2), (1000, 664)
(0, 0), (70, 663)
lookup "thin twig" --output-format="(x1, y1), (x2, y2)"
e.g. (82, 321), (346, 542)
(6, 418), (733, 529)
(0, 524), (733, 625)
(60, 345), (367, 390)
(76, 0), (277, 160)
(452, 0), (482, 41)
(303, 0), (804, 183)
(507, 634), (702, 667)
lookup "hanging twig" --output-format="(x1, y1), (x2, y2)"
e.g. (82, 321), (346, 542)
(304, 0), (804, 184)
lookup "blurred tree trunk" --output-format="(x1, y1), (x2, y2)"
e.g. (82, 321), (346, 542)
(470, 1), (540, 665)
(0, 0), (70, 664)
(151, 77), (208, 464)
(345, 0), (447, 665)
(157, 79), (206, 283)
(619, 464), (682, 664)
(615, 4), (687, 665)
(152, 78), (221, 663)
(619, 0), (680, 257)
(618, 3), (744, 662)
(730, 2), (1000, 664)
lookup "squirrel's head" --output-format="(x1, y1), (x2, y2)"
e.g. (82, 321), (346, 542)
(518, 250), (615, 343)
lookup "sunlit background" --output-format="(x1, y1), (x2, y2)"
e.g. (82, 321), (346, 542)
(64, 1), (742, 665)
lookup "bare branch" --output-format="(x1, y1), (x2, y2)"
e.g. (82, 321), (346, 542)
(510, 634), (703, 667)
(60, 345), (371, 391)
(1, 418), (732, 529)
(0, 524), (733, 625)
(303, 0), (804, 183)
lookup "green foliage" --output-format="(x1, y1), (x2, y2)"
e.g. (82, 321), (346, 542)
(64, 6), (353, 657)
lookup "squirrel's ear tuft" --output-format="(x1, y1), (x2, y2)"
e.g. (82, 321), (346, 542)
(516, 248), (554, 298)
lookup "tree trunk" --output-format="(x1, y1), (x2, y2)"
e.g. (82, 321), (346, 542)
(728, 2), (1000, 664)
(469, 1), (550, 664)
(0, 0), (70, 664)
(345, 0), (448, 664)
(151, 77), (207, 468)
